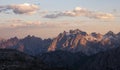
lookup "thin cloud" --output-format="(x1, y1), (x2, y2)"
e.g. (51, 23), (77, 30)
(44, 7), (114, 20)
(0, 3), (39, 15)
(11, 21), (41, 28)
(7, 19), (41, 28)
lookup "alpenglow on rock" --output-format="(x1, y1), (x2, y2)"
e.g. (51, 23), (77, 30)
(48, 29), (120, 55)
(0, 29), (120, 55)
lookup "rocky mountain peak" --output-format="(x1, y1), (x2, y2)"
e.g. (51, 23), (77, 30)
(69, 29), (87, 36)
(105, 31), (116, 37)
(48, 29), (120, 55)
(8, 37), (19, 41)
(117, 32), (120, 36)
(24, 35), (41, 40)
(91, 32), (103, 40)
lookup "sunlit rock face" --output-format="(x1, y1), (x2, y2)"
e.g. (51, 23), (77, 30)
(48, 29), (120, 55)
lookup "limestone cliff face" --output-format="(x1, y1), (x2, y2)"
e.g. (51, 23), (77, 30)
(48, 38), (58, 51)
(48, 29), (120, 55)
(48, 29), (93, 52)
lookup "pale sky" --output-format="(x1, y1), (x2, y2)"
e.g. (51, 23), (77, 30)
(0, 0), (120, 39)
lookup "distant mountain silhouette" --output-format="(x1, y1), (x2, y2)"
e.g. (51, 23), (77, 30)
(0, 35), (52, 55)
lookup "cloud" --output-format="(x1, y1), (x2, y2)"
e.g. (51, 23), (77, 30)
(44, 7), (114, 20)
(11, 21), (41, 28)
(0, 3), (39, 14)
(7, 19), (41, 28)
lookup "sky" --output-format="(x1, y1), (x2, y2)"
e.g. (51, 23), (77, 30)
(0, 0), (120, 39)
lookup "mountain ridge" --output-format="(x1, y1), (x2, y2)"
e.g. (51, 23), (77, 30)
(0, 29), (120, 55)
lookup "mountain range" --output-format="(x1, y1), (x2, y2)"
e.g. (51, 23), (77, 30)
(0, 29), (120, 70)
(0, 29), (120, 55)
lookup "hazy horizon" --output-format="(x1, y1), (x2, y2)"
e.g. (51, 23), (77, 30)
(0, 29), (120, 39)
(0, 0), (120, 39)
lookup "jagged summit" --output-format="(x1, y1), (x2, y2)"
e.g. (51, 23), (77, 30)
(105, 31), (115, 36)
(69, 29), (86, 34)
(117, 32), (120, 35)
(62, 29), (88, 36)
(24, 35), (41, 39)
(105, 31), (116, 37)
